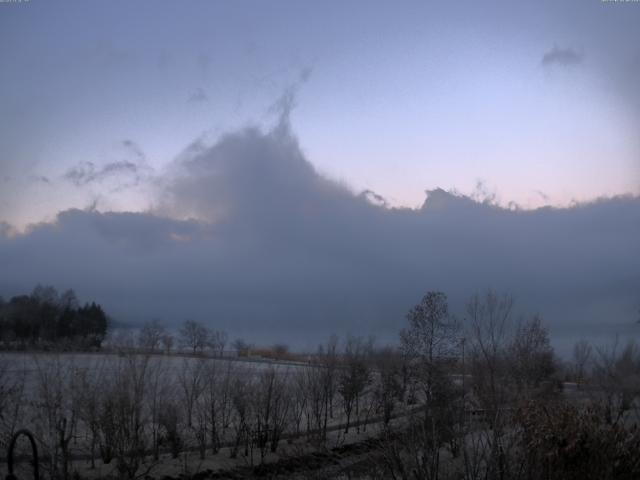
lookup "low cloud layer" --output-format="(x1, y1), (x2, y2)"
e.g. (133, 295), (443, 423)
(1, 120), (639, 352)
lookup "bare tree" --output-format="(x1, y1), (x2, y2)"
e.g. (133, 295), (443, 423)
(304, 364), (328, 444)
(373, 346), (404, 426)
(137, 319), (166, 352)
(101, 354), (154, 479)
(272, 343), (290, 360)
(398, 292), (461, 475)
(591, 339), (640, 425)
(509, 314), (557, 399)
(109, 328), (137, 352)
(289, 369), (309, 437)
(252, 366), (291, 462)
(146, 356), (169, 460)
(338, 336), (372, 433)
(215, 362), (235, 451)
(76, 358), (108, 469)
(401, 291), (460, 399)
(208, 330), (228, 357)
(201, 360), (226, 454)
(464, 290), (516, 480)
(177, 358), (205, 429)
(229, 372), (253, 459)
(232, 338), (251, 357)
(573, 339), (592, 388)
(464, 290), (559, 480)
(466, 290), (514, 421)
(161, 333), (174, 354)
(31, 284), (59, 305)
(179, 320), (210, 354)
(59, 289), (79, 310)
(158, 400), (184, 459)
(305, 335), (340, 443)
(0, 356), (26, 446)
(32, 355), (79, 480)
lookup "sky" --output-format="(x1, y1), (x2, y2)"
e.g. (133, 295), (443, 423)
(1, 0), (639, 352)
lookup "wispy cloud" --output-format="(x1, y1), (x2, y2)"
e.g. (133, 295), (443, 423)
(196, 52), (212, 79)
(360, 189), (389, 208)
(187, 88), (209, 104)
(542, 46), (584, 67)
(63, 139), (153, 189)
(535, 190), (550, 202)
(121, 139), (145, 160)
(267, 66), (313, 127)
(64, 161), (140, 186)
(29, 175), (51, 185)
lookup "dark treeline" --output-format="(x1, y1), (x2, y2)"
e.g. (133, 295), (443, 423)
(0, 285), (108, 349)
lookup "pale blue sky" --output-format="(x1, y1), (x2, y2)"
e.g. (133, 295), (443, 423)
(1, 0), (639, 228)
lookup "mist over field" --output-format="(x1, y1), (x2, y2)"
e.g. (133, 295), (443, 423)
(1, 113), (638, 352)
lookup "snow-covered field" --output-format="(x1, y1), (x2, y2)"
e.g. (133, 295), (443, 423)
(0, 351), (309, 392)
(0, 350), (395, 480)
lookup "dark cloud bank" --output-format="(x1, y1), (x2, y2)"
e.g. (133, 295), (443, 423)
(1, 121), (639, 353)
